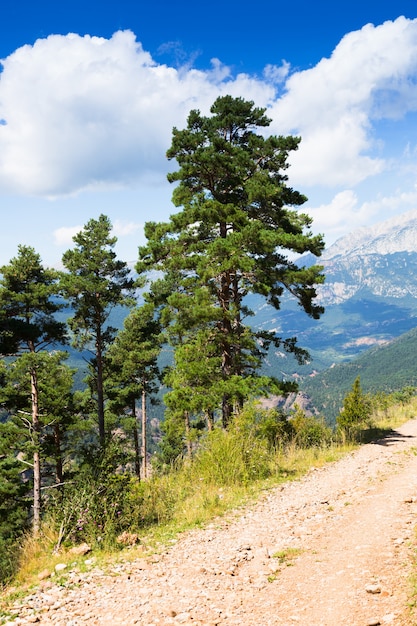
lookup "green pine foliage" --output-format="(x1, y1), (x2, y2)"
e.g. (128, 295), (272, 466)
(0, 420), (31, 583)
(337, 376), (372, 438)
(60, 214), (135, 446)
(105, 303), (162, 478)
(0, 245), (67, 535)
(138, 95), (324, 428)
(0, 245), (66, 355)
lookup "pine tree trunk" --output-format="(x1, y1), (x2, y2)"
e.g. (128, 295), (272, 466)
(31, 367), (41, 536)
(132, 401), (141, 479)
(184, 411), (192, 457)
(219, 255), (233, 428)
(96, 328), (105, 447)
(141, 388), (147, 479)
(54, 423), (63, 485)
(221, 395), (232, 429)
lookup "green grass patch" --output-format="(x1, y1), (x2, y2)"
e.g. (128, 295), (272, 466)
(272, 547), (303, 564)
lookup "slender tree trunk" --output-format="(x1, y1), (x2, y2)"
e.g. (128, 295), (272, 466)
(53, 423), (63, 485)
(184, 411), (192, 458)
(231, 272), (245, 413)
(141, 387), (147, 479)
(206, 411), (214, 431)
(132, 400), (141, 479)
(221, 395), (232, 429)
(31, 366), (41, 536)
(96, 327), (105, 447)
(218, 245), (234, 428)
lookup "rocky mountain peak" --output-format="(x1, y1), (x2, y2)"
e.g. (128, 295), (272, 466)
(312, 209), (417, 306)
(323, 209), (417, 260)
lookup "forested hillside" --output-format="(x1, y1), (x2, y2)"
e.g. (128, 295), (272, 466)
(255, 211), (417, 380)
(301, 325), (417, 421)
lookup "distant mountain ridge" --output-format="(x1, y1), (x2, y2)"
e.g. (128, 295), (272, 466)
(324, 209), (417, 259)
(315, 209), (417, 305)
(256, 211), (417, 421)
(256, 209), (417, 379)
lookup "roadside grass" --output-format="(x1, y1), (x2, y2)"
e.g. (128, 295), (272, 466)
(0, 441), (355, 605)
(370, 396), (417, 430)
(1, 400), (416, 617)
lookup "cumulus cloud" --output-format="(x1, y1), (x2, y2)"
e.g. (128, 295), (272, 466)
(309, 188), (417, 247)
(0, 30), (274, 197)
(53, 225), (82, 246)
(270, 16), (417, 186)
(1, 15), (417, 240)
(263, 61), (290, 84)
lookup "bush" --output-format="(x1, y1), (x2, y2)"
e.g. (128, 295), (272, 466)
(188, 404), (294, 486)
(46, 440), (141, 549)
(234, 402), (295, 449)
(337, 376), (372, 440)
(290, 405), (332, 448)
(190, 427), (270, 485)
(46, 472), (137, 550)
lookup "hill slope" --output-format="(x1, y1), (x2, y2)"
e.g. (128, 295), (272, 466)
(301, 325), (417, 420)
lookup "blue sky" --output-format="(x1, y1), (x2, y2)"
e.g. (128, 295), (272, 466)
(1, 0), (417, 267)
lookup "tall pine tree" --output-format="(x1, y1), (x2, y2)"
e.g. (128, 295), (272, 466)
(0, 245), (66, 533)
(61, 214), (134, 446)
(138, 96), (325, 427)
(105, 303), (161, 478)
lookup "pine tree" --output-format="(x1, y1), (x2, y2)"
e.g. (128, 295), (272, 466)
(36, 352), (75, 485)
(2, 351), (75, 483)
(105, 303), (161, 478)
(0, 245), (66, 534)
(337, 376), (372, 434)
(60, 214), (134, 446)
(138, 96), (325, 427)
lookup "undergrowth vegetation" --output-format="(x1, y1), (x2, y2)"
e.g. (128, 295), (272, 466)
(3, 392), (416, 599)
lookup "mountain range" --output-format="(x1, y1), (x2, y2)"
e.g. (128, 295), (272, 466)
(258, 209), (417, 382)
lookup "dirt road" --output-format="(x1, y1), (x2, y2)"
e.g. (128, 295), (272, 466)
(6, 419), (417, 625)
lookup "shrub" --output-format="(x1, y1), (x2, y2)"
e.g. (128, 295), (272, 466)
(337, 376), (372, 440)
(290, 405), (332, 447)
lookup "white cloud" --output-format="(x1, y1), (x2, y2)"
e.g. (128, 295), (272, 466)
(53, 225), (82, 246)
(0, 31), (274, 197)
(263, 61), (290, 84)
(1, 14), (417, 253)
(270, 16), (417, 186)
(308, 191), (360, 244)
(112, 219), (142, 237)
(309, 188), (417, 247)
